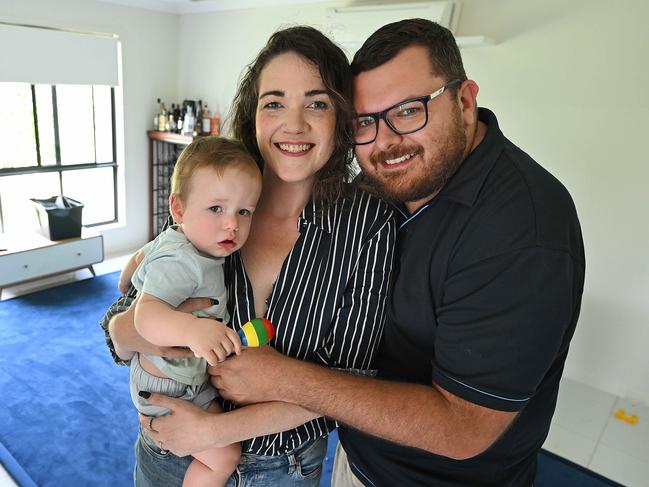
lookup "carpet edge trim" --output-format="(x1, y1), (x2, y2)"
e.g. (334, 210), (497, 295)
(0, 441), (38, 487)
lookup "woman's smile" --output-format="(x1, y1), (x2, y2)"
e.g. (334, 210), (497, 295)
(275, 142), (315, 155)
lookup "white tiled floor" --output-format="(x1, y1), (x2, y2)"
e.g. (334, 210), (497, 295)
(1, 257), (647, 486)
(541, 379), (649, 486)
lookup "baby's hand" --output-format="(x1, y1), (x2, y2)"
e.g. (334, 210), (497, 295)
(186, 319), (242, 366)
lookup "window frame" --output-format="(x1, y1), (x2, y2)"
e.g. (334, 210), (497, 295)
(0, 83), (119, 233)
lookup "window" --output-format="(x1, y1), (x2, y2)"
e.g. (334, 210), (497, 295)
(0, 22), (121, 235)
(0, 82), (117, 233)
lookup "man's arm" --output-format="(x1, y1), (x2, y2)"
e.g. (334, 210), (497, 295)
(212, 347), (516, 460)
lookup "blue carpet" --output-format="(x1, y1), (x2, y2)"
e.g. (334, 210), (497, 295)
(535, 449), (623, 487)
(0, 272), (136, 486)
(0, 273), (621, 487)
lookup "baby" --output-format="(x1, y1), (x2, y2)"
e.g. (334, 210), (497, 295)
(119, 136), (262, 487)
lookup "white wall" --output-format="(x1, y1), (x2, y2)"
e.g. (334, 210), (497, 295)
(457, 0), (649, 403)
(177, 0), (649, 403)
(0, 0), (179, 254)
(175, 1), (343, 121)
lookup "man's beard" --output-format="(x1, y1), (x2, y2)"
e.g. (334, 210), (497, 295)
(361, 114), (467, 204)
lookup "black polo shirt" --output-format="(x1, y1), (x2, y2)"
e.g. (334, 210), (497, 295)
(340, 108), (585, 487)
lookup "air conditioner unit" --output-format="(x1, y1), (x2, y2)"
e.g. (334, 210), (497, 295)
(326, 1), (461, 56)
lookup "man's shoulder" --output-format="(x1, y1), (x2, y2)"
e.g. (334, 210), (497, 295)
(499, 140), (582, 251)
(454, 142), (583, 264)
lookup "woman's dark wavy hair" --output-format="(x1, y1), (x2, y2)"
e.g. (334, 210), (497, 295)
(228, 25), (354, 204)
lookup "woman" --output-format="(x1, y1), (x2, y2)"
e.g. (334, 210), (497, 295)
(102, 26), (396, 486)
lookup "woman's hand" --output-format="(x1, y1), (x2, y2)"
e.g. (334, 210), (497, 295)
(138, 394), (225, 456)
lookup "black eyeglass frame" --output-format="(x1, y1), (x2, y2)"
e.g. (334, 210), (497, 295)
(352, 79), (462, 145)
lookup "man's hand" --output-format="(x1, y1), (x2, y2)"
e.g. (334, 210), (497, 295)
(210, 346), (286, 405)
(210, 348), (518, 459)
(138, 394), (223, 456)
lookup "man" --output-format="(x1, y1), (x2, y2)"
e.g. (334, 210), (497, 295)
(150, 19), (585, 486)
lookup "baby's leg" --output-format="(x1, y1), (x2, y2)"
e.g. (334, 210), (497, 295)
(182, 401), (240, 487)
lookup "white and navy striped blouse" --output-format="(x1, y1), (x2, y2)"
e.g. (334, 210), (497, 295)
(100, 187), (396, 457)
(224, 188), (396, 455)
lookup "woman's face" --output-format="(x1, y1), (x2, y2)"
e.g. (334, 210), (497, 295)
(255, 51), (336, 186)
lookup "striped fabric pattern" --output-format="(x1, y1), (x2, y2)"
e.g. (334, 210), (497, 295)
(224, 188), (396, 456)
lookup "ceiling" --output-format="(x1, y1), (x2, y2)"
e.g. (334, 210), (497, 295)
(95, 0), (331, 14)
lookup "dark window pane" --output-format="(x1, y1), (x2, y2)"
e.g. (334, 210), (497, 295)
(35, 84), (57, 166)
(0, 82), (37, 169)
(57, 84), (95, 165)
(62, 167), (115, 224)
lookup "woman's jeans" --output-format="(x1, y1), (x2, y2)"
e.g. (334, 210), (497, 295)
(134, 427), (327, 487)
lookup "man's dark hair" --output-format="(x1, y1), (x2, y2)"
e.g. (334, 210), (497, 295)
(351, 18), (467, 83)
(229, 26), (354, 204)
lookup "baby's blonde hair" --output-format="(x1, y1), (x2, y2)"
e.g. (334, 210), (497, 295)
(171, 136), (261, 202)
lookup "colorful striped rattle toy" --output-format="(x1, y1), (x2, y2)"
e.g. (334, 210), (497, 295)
(237, 318), (275, 347)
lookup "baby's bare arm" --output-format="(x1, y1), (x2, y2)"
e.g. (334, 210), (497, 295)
(135, 293), (241, 365)
(108, 294), (194, 362)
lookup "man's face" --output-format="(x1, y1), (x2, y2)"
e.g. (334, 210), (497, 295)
(353, 45), (468, 211)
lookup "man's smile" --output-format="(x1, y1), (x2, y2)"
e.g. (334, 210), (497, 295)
(384, 151), (417, 165)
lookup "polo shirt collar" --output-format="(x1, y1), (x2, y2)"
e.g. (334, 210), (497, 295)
(436, 107), (504, 207)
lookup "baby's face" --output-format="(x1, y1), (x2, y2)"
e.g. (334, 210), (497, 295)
(175, 165), (261, 257)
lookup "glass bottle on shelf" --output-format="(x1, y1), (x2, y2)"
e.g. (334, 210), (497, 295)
(182, 105), (195, 136)
(157, 100), (168, 132)
(202, 104), (212, 136)
(154, 98), (162, 130)
(210, 106), (221, 136)
(194, 100), (203, 136)
(166, 103), (176, 132)
(176, 105), (184, 134)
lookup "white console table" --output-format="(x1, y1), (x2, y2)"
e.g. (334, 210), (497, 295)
(0, 228), (104, 298)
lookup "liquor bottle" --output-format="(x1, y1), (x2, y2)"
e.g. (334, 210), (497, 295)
(194, 100), (203, 136)
(182, 105), (195, 136)
(175, 104), (183, 134)
(166, 103), (176, 132)
(158, 100), (168, 132)
(154, 98), (162, 130)
(202, 104), (212, 135)
(210, 107), (221, 136)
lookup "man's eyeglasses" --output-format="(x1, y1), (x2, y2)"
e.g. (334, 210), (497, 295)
(352, 79), (462, 145)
